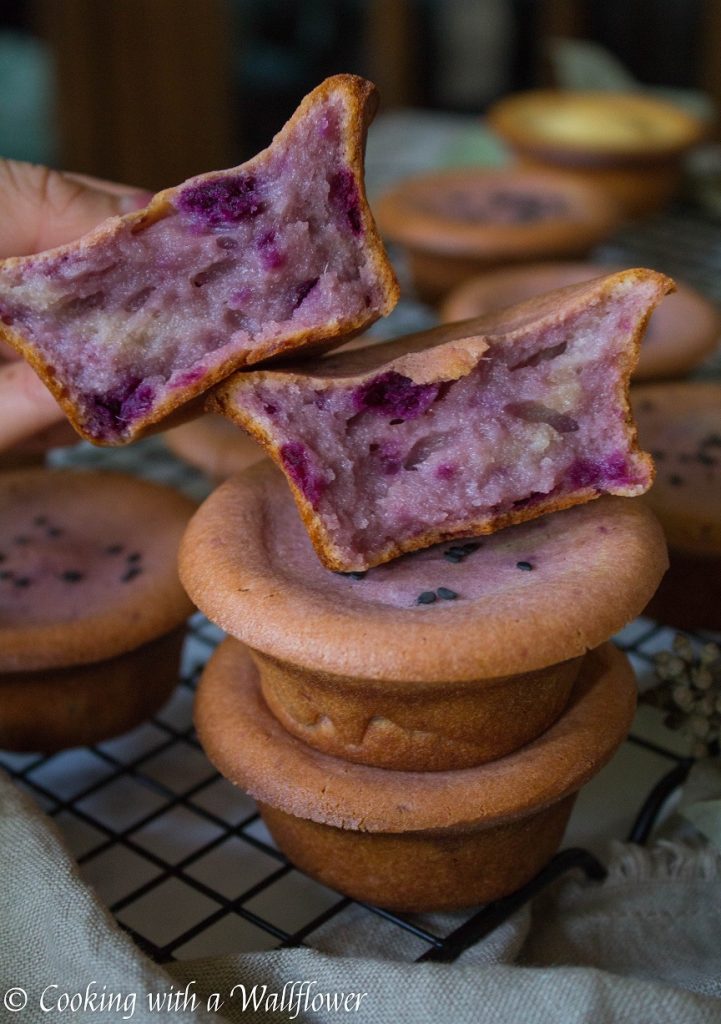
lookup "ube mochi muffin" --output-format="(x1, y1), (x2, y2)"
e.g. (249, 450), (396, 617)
(162, 331), (387, 481)
(0, 75), (398, 445)
(634, 382), (721, 630)
(375, 166), (619, 300)
(487, 90), (704, 218)
(180, 461), (666, 771)
(0, 469), (194, 751)
(0, 420), (78, 472)
(195, 640), (636, 911)
(442, 262), (721, 382)
(213, 269), (670, 572)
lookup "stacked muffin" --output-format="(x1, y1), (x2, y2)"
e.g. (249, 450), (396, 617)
(182, 413), (667, 910)
(180, 272), (670, 911)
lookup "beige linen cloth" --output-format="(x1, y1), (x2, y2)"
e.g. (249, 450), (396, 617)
(1, 771), (720, 1024)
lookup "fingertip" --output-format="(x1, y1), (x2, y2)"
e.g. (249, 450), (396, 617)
(118, 191), (155, 214)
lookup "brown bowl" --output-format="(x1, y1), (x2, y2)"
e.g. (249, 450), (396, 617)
(375, 167), (620, 301)
(441, 262), (721, 381)
(179, 462), (666, 771)
(195, 640), (636, 912)
(487, 90), (705, 218)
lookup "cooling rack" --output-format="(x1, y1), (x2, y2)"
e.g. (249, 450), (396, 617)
(0, 581), (700, 965)
(2, 181), (720, 963)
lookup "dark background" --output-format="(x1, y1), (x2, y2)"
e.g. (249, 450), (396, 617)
(0, 0), (717, 189)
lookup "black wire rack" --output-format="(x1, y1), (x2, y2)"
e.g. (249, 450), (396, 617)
(1, 193), (720, 966)
(0, 604), (702, 966)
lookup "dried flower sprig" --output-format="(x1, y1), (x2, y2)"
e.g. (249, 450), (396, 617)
(642, 634), (721, 758)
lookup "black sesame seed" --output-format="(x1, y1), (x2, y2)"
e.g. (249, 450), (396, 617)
(437, 587), (458, 600)
(121, 567), (142, 583)
(669, 474), (684, 486)
(126, 552), (142, 563)
(702, 433), (721, 448)
(0, 553), (5, 563)
(651, 450), (665, 461)
(13, 576), (31, 588)
(416, 591), (437, 605)
(516, 561), (534, 571)
(0, 570), (12, 580)
(105, 543), (124, 555)
(47, 527), (63, 538)
(697, 452), (716, 466)
(443, 551), (464, 563)
(61, 570), (84, 583)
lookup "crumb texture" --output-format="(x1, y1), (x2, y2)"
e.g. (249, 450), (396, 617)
(231, 276), (660, 568)
(0, 83), (391, 442)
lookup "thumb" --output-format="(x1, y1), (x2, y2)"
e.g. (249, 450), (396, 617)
(0, 160), (152, 258)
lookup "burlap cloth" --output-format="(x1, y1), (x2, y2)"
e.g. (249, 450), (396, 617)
(1, 770), (720, 1023)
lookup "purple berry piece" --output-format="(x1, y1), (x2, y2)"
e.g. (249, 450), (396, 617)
(257, 231), (286, 271)
(177, 174), (266, 227)
(352, 372), (440, 421)
(280, 442), (327, 507)
(567, 458), (599, 489)
(374, 442), (402, 476)
(328, 169), (363, 235)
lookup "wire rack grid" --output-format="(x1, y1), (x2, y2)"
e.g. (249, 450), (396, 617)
(0, 598), (702, 965)
(1, 190), (720, 963)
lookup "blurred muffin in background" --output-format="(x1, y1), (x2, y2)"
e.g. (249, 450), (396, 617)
(487, 90), (705, 218)
(441, 262), (720, 380)
(0, 469), (195, 751)
(164, 414), (263, 483)
(633, 382), (721, 630)
(376, 167), (620, 302)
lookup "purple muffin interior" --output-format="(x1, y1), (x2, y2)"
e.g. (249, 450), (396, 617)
(230, 276), (658, 568)
(0, 93), (388, 443)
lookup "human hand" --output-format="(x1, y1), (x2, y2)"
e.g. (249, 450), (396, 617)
(0, 161), (150, 451)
